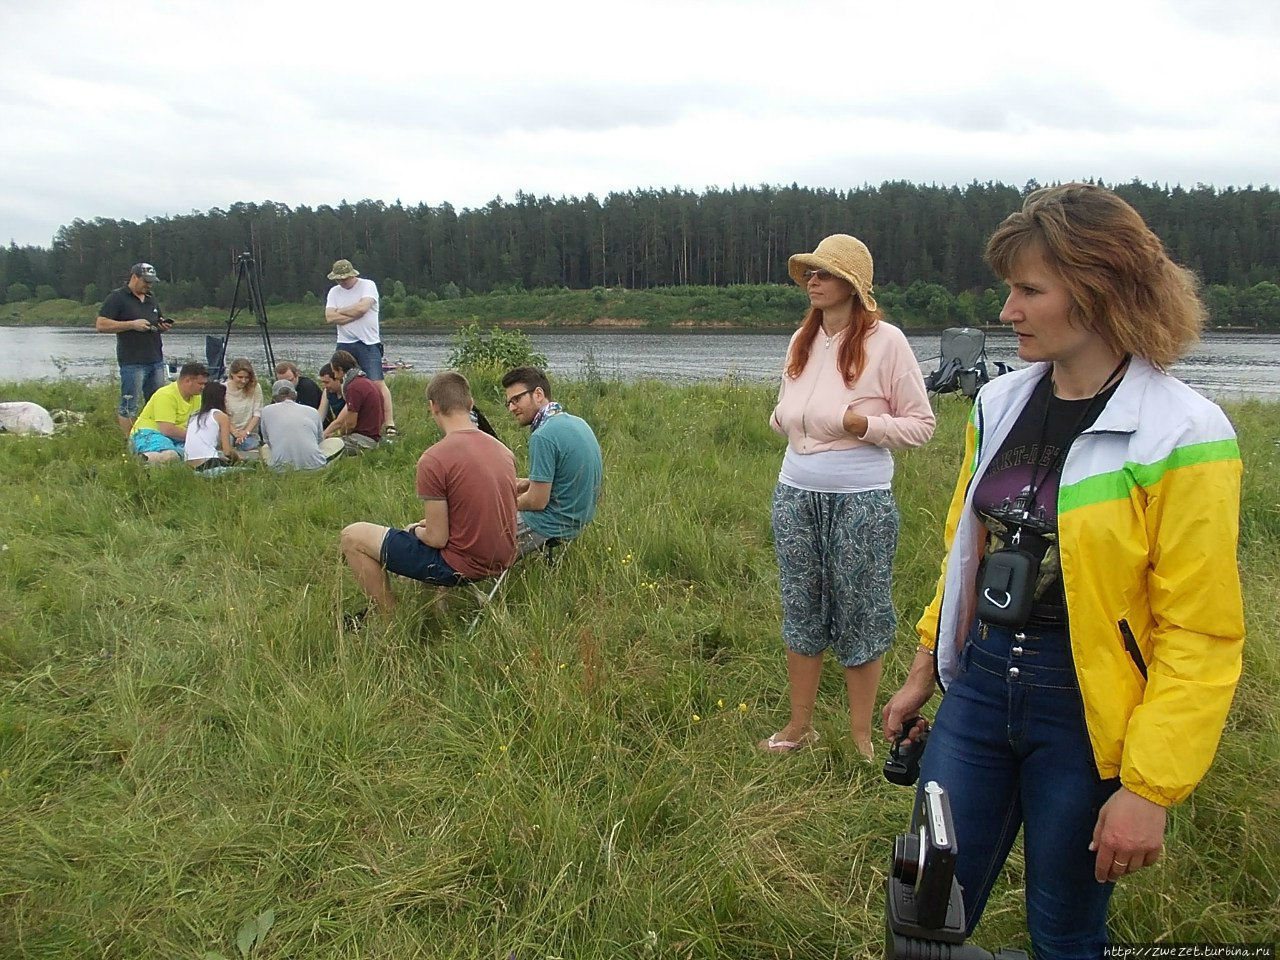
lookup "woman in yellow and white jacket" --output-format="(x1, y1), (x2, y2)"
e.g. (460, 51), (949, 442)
(882, 185), (1244, 960)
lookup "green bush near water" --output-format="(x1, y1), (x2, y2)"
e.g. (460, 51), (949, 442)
(0, 379), (1276, 957)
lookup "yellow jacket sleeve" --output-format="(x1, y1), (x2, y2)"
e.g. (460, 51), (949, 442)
(1120, 446), (1245, 806)
(915, 407), (980, 652)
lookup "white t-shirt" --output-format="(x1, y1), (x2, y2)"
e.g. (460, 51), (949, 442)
(185, 409), (225, 460)
(326, 278), (381, 345)
(778, 445), (893, 493)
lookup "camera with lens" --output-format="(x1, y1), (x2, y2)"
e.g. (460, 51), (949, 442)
(884, 781), (1028, 960)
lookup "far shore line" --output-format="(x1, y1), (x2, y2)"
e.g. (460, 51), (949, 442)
(1, 319), (1271, 336)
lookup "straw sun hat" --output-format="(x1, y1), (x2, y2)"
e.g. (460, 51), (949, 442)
(787, 234), (878, 312)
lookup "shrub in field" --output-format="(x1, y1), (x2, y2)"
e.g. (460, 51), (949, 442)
(446, 322), (548, 373)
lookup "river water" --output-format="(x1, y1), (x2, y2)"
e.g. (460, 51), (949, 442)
(3, 326), (1279, 401)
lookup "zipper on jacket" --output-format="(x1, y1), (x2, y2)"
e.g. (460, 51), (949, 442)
(1118, 619), (1147, 681)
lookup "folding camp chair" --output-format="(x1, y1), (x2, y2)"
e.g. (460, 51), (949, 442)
(922, 327), (1011, 399)
(464, 538), (564, 633)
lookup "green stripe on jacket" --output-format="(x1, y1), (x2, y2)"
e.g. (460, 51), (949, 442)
(1059, 439), (1241, 514)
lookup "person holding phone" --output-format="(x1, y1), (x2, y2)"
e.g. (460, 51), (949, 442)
(95, 262), (173, 433)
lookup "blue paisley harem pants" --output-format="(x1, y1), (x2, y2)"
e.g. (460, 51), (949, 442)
(771, 482), (899, 667)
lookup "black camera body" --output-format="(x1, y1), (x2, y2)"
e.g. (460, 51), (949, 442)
(884, 782), (1029, 960)
(888, 781), (965, 937)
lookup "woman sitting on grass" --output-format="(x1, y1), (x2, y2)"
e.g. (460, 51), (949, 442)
(882, 183), (1246, 958)
(184, 382), (240, 470)
(224, 357), (263, 453)
(761, 233), (935, 759)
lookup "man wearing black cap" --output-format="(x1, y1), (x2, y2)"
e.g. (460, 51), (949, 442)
(95, 262), (173, 433)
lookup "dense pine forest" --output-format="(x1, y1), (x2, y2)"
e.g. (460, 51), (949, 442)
(2, 180), (1278, 326)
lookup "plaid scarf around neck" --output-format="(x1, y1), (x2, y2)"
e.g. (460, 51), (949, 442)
(531, 401), (564, 432)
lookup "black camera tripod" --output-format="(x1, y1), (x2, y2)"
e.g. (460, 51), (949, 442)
(209, 252), (276, 379)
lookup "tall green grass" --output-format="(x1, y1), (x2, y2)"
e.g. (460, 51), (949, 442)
(0, 378), (1275, 958)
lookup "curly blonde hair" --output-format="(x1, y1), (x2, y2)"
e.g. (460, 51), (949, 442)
(986, 183), (1204, 368)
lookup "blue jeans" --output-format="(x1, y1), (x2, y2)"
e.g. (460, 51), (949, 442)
(917, 621), (1120, 959)
(118, 361), (167, 418)
(337, 340), (385, 381)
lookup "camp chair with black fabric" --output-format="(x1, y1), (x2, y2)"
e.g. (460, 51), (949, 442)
(922, 326), (1011, 399)
(205, 335), (228, 381)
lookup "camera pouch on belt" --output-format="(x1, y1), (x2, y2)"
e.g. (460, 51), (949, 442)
(975, 548), (1040, 629)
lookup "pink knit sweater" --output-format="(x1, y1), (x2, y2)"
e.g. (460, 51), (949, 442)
(770, 320), (936, 454)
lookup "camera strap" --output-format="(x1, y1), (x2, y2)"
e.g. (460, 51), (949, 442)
(1012, 355), (1129, 544)
(976, 355), (1128, 629)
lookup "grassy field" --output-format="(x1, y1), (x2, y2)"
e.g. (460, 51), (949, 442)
(0, 375), (1276, 958)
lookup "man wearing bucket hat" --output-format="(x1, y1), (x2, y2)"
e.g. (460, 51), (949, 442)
(324, 258), (395, 437)
(760, 233), (935, 760)
(95, 262), (174, 433)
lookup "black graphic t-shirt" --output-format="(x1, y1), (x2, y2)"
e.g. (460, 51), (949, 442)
(971, 372), (1119, 625)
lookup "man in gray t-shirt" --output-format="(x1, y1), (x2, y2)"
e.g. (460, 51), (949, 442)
(261, 380), (342, 471)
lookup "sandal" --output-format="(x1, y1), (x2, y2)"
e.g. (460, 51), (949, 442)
(758, 730), (820, 753)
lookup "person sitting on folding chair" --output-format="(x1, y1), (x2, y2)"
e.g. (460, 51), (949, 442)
(502, 366), (603, 557)
(340, 372), (517, 620)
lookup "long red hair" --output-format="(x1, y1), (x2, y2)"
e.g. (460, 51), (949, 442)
(784, 299), (881, 385)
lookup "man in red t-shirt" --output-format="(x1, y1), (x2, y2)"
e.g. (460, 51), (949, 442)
(340, 371), (518, 618)
(323, 349), (385, 455)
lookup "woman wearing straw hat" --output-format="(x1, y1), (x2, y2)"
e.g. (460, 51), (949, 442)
(760, 234), (935, 759)
(882, 184), (1245, 956)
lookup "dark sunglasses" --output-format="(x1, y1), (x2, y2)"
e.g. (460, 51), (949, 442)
(803, 269), (837, 281)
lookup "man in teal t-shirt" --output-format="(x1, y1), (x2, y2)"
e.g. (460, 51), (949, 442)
(502, 366), (603, 554)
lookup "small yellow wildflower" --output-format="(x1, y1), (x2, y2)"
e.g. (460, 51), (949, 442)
(692, 714), (701, 722)
(558, 663), (567, 670)
(499, 745), (508, 752)
(716, 699), (724, 709)
(738, 702), (749, 714)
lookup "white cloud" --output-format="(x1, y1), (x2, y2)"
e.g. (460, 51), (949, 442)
(0, 0), (1276, 246)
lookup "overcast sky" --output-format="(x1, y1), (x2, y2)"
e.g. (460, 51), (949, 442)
(1, 0), (1276, 248)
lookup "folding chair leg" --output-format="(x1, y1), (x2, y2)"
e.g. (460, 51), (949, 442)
(466, 567), (510, 633)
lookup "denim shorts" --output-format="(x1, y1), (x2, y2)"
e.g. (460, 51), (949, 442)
(337, 340), (385, 381)
(381, 528), (465, 586)
(118, 361), (167, 417)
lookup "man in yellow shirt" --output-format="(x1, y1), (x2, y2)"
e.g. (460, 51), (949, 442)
(130, 362), (209, 463)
